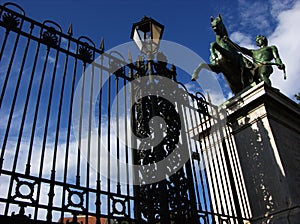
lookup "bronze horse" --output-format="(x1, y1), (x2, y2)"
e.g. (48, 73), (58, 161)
(192, 14), (254, 94)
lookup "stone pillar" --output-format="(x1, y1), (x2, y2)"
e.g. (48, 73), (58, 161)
(226, 82), (300, 223)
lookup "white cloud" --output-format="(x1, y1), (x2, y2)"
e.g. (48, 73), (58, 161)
(270, 0), (296, 18)
(269, 1), (300, 97)
(183, 82), (203, 94)
(237, 0), (272, 33)
(237, 0), (298, 35)
(230, 0), (300, 98)
(230, 31), (255, 49)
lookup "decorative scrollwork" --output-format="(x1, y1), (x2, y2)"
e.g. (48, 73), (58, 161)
(78, 42), (93, 64)
(12, 178), (36, 203)
(16, 182), (34, 199)
(1, 12), (20, 30)
(132, 54), (203, 223)
(134, 55), (147, 78)
(138, 183), (160, 222)
(11, 205), (32, 220)
(196, 97), (210, 117)
(134, 78), (193, 222)
(154, 52), (177, 80)
(111, 197), (128, 216)
(136, 95), (181, 166)
(42, 27), (59, 47)
(167, 170), (190, 216)
(66, 188), (85, 211)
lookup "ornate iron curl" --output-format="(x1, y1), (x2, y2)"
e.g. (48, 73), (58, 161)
(1, 12), (20, 30)
(42, 26), (59, 47)
(78, 42), (93, 64)
(77, 36), (95, 64)
(132, 56), (197, 223)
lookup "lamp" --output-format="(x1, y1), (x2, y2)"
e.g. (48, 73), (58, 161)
(130, 16), (164, 55)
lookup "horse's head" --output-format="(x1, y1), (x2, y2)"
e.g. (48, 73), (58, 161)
(210, 14), (228, 37)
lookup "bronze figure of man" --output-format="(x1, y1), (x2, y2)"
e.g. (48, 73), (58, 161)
(238, 35), (285, 86)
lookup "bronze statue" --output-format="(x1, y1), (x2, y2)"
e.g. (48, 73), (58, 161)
(192, 14), (286, 94)
(233, 35), (286, 86)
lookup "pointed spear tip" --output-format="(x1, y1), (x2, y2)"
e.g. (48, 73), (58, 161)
(67, 23), (73, 36)
(100, 38), (104, 52)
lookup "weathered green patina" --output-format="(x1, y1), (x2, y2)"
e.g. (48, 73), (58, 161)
(192, 14), (286, 94)
(236, 35), (286, 86)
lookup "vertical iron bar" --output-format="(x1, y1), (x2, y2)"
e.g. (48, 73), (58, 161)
(11, 25), (39, 177)
(96, 54), (104, 224)
(1, 23), (33, 217)
(182, 103), (203, 213)
(25, 46), (50, 176)
(116, 74), (121, 194)
(209, 103), (239, 221)
(25, 43), (51, 220)
(210, 109), (231, 218)
(193, 105), (214, 223)
(52, 33), (71, 180)
(3, 27), (42, 216)
(221, 139), (244, 223)
(77, 63), (86, 186)
(195, 100), (217, 223)
(0, 20), (24, 109)
(86, 62), (95, 223)
(220, 126), (240, 223)
(178, 103), (200, 224)
(35, 44), (60, 221)
(0, 23), (33, 172)
(49, 31), (71, 222)
(190, 103), (209, 213)
(225, 123), (250, 219)
(130, 65), (141, 222)
(123, 74), (131, 218)
(107, 70), (111, 219)
(61, 47), (78, 221)
(0, 29), (9, 61)
(204, 109), (225, 219)
(9, 35), (36, 175)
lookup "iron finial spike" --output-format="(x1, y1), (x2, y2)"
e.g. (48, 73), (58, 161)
(67, 23), (73, 36)
(100, 38), (104, 52)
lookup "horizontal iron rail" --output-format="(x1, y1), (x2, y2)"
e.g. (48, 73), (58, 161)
(0, 3), (137, 79)
(0, 169), (136, 201)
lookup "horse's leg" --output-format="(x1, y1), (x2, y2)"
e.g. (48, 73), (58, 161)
(191, 63), (217, 81)
(210, 42), (219, 62)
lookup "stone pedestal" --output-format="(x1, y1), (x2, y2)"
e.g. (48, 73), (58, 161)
(226, 82), (300, 223)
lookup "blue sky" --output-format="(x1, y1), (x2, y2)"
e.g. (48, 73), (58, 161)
(1, 0), (222, 51)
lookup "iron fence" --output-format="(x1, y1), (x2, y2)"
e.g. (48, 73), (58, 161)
(0, 2), (251, 223)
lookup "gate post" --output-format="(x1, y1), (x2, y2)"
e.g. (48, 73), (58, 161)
(226, 82), (300, 223)
(131, 55), (199, 224)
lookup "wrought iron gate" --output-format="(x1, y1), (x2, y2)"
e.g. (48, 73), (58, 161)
(0, 2), (251, 223)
